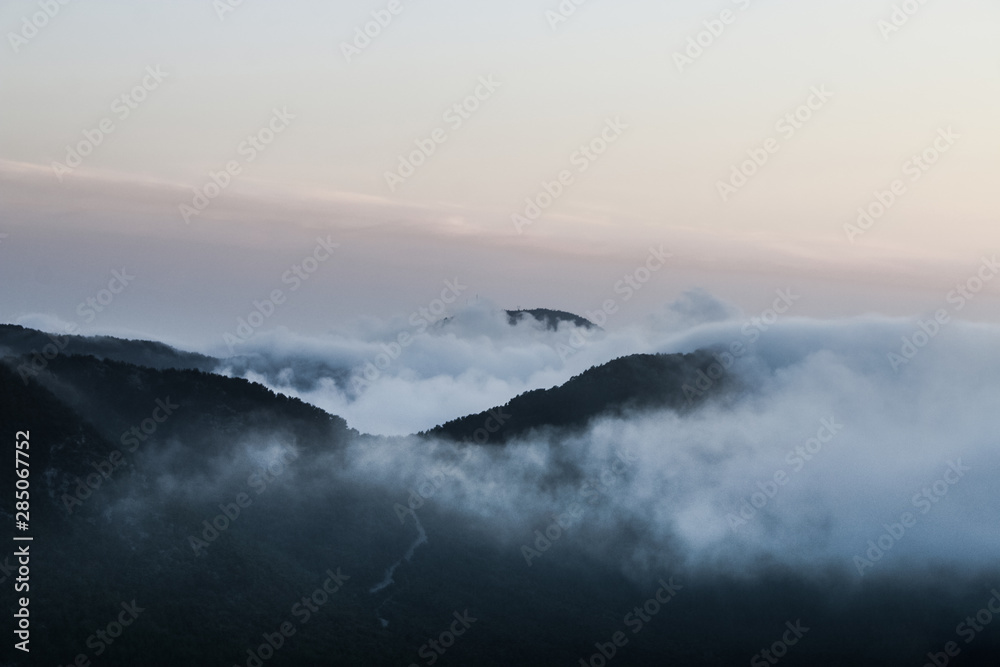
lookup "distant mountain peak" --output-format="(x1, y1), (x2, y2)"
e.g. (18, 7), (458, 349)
(504, 308), (597, 331)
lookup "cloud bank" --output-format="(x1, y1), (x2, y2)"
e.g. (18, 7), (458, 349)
(203, 294), (1000, 584)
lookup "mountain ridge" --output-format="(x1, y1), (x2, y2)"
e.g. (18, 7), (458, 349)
(423, 349), (725, 444)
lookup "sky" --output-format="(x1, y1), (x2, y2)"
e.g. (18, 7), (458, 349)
(1, 0), (998, 348)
